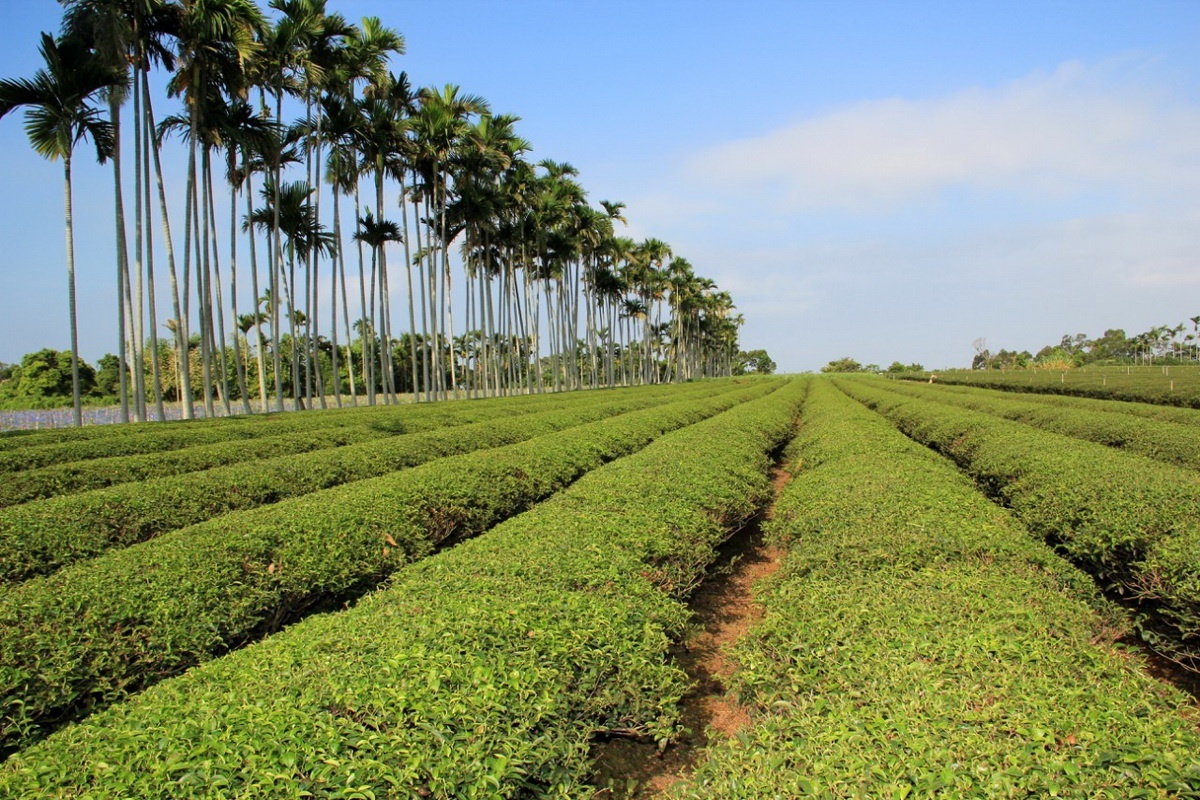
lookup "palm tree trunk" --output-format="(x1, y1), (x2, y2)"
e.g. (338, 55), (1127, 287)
(367, 244), (379, 401)
(307, 97), (324, 410)
(353, 181), (374, 405)
(286, 250), (301, 408)
(137, 78), (164, 421)
(204, 156), (232, 415)
(244, 166), (269, 412)
(271, 91), (286, 412)
(422, 196), (441, 400)
(111, 100), (147, 421)
(184, 135), (204, 414)
(64, 156), (83, 427)
(304, 245), (315, 405)
(375, 170), (397, 405)
(437, 171), (458, 399)
(413, 194), (431, 402)
(229, 162), (251, 414)
(330, 185), (350, 407)
(143, 161), (165, 420)
(195, 149), (216, 417)
(144, 75), (192, 419)
(111, 93), (130, 424)
(338, 247), (359, 408)
(398, 174), (419, 402)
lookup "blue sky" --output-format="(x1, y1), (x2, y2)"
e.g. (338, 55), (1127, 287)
(2, 0), (1199, 372)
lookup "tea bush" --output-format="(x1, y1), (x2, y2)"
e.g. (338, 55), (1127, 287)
(679, 379), (1200, 798)
(0, 383), (722, 582)
(838, 377), (1200, 669)
(0, 379), (805, 798)
(0, 381), (766, 752)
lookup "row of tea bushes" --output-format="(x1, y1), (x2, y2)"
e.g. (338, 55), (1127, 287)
(0, 379), (806, 797)
(0, 384), (670, 472)
(0, 401), (457, 471)
(0, 383), (724, 584)
(0, 383), (707, 506)
(0, 407), (513, 507)
(838, 377), (1200, 669)
(0, 403), (388, 453)
(879, 378), (1200, 472)
(0, 380), (771, 754)
(679, 379), (1200, 798)
(900, 377), (1200, 428)
(909, 366), (1200, 408)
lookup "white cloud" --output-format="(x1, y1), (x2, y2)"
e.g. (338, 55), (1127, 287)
(619, 58), (1200, 373)
(1131, 258), (1200, 287)
(726, 211), (1200, 371)
(686, 58), (1200, 213)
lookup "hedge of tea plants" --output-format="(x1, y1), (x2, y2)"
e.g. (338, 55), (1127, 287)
(910, 365), (1200, 408)
(879, 378), (1200, 472)
(0, 383), (676, 473)
(0, 380), (768, 752)
(898, 377), (1200, 428)
(0, 383), (709, 506)
(0, 397), (494, 472)
(837, 377), (1200, 667)
(0, 383), (720, 583)
(0, 379), (806, 798)
(678, 379), (1200, 798)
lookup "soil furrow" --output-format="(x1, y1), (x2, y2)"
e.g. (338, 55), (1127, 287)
(590, 466), (792, 799)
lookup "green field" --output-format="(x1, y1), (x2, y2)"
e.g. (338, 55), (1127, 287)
(0, 375), (1198, 797)
(916, 364), (1200, 407)
(2, 0), (1196, 793)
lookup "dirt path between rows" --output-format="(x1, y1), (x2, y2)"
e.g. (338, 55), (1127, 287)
(590, 466), (792, 799)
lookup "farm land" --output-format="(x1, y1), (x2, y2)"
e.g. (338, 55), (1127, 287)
(1, 0), (1196, 793)
(0, 374), (1197, 797)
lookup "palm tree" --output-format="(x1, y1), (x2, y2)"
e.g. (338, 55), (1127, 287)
(62, 0), (180, 425)
(273, 0), (353, 408)
(219, 100), (276, 413)
(355, 72), (415, 403)
(665, 257), (694, 382)
(319, 17), (403, 404)
(353, 210), (402, 402)
(449, 112), (529, 397)
(0, 32), (119, 426)
(246, 180), (336, 401)
(411, 84), (490, 399)
(171, 0), (264, 416)
(317, 94), (363, 406)
(629, 237), (670, 384)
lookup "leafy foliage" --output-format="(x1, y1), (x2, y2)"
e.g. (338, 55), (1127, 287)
(881, 378), (1200, 472)
(839, 376), (1200, 669)
(0, 379), (804, 797)
(885, 360), (924, 373)
(0, 380), (657, 468)
(679, 379), (1200, 797)
(0, 349), (98, 410)
(0, 380), (762, 752)
(0, 383), (687, 504)
(733, 349), (776, 375)
(0, 384), (716, 582)
(975, 322), (1200, 370)
(820, 356), (864, 373)
(920, 365), (1200, 408)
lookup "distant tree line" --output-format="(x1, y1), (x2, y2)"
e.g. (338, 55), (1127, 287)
(734, 349), (776, 375)
(821, 358), (925, 374)
(972, 318), (1200, 370)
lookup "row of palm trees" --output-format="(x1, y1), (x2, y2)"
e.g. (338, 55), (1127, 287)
(0, 0), (744, 426)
